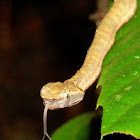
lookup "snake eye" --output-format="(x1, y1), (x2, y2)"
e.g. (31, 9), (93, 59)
(67, 94), (70, 99)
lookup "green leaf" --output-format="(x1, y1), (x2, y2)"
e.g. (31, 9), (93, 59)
(97, 0), (140, 139)
(51, 111), (98, 140)
(51, 1), (140, 139)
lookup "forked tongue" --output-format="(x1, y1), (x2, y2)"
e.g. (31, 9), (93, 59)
(42, 104), (51, 140)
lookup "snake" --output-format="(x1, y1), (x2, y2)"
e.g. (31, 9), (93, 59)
(40, 0), (137, 139)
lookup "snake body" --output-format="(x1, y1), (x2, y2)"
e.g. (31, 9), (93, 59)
(40, 0), (137, 139)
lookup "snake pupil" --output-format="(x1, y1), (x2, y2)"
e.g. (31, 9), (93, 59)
(67, 94), (70, 99)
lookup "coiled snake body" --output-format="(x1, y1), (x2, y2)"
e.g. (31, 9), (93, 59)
(40, 0), (137, 139)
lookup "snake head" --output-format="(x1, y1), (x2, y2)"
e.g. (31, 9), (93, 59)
(40, 81), (85, 110)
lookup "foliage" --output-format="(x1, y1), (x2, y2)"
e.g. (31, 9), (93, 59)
(52, 1), (140, 139)
(51, 111), (98, 140)
(97, 0), (140, 138)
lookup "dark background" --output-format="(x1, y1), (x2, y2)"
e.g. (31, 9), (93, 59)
(0, 0), (137, 140)
(0, 0), (96, 139)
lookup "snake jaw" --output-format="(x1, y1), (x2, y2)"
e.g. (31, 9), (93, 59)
(43, 98), (69, 110)
(42, 91), (84, 110)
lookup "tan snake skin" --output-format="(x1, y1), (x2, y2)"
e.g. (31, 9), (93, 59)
(40, 1), (137, 139)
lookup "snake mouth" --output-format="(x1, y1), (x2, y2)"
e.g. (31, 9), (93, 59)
(42, 91), (84, 110)
(43, 98), (68, 110)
